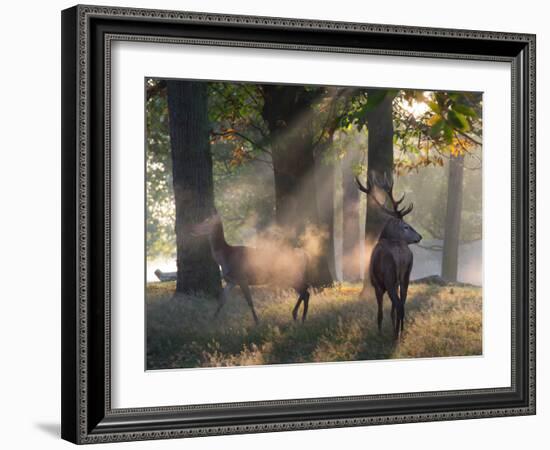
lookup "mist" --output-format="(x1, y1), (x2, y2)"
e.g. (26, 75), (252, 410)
(148, 143), (482, 288)
(146, 82), (482, 289)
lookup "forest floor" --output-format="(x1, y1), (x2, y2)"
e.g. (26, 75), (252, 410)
(146, 282), (482, 370)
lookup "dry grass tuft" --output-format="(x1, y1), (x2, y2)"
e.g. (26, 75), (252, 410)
(146, 282), (482, 370)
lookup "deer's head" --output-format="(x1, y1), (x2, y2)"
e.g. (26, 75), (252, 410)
(356, 173), (422, 244)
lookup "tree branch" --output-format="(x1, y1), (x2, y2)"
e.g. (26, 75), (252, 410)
(312, 89), (349, 151)
(456, 129), (482, 146)
(212, 130), (271, 155)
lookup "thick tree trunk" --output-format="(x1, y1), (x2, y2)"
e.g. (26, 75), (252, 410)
(361, 90), (395, 296)
(315, 153), (337, 281)
(341, 148), (361, 282)
(166, 80), (222, 296)
(261, 85), (333, 287)
(441, 154), (465, 282)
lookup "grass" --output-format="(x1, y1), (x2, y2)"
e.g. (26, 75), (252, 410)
(146, 282), (482, 370)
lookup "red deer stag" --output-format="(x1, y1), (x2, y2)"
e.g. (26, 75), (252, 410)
(356, 174), (422, 339)
(191, 213), (311, 324)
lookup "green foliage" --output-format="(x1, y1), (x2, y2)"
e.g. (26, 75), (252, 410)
(426, 91), (481, 143)
(429, 118), (445, 137)
(207, 82), (276, 243)
(145, 79), (484, 260)
(146, 282), (482, 369)
(339, 88), (396, 131)
(146, 79), (175, 259)
(447, 109), (470, 131)
(451, 102), (477, 117)
(146, 80), (277, 255)
(392, 90), (482, 172)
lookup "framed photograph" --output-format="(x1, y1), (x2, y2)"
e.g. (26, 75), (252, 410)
(61, 4), (536, 444)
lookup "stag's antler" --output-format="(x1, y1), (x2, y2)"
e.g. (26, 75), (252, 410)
(355, 172), (413, 218)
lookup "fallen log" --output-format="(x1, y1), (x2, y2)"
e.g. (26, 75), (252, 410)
(154, 269), (177, 282)
(411, 274), (479, 288)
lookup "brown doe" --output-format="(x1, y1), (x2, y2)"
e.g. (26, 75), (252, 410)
(191, 213), (311, 324)
(356, 174), (422, 339)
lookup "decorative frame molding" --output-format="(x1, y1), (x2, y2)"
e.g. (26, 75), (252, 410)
(61, 4), (536, 444)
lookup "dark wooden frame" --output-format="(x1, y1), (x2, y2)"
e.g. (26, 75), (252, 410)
(61, 4), (536, 444)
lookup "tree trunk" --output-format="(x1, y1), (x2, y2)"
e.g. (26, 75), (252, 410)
(361, 90), (395, 296)
(261, 85), (333, 287)
(315, 153), (337, 281)
(341, 147), (361, 281)
(166, 80), (222, 296)
(441, 154), (465, 282)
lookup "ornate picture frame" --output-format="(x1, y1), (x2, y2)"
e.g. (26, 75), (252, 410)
(61, 4), (535, 444)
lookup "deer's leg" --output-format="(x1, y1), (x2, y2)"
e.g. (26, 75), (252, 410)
(374, 286), (384, 333)
(397, 303), (405, 336)
(301, 290), (310, 323)
(385, 283), (402, 340)
(292, 297), (302, 322)
(398, 290), (407, 333)
(399, 268), (412, 333)
(214, 282), (234, 319)
(293, 288), (309, 322)
(239, 282), (259, 325)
